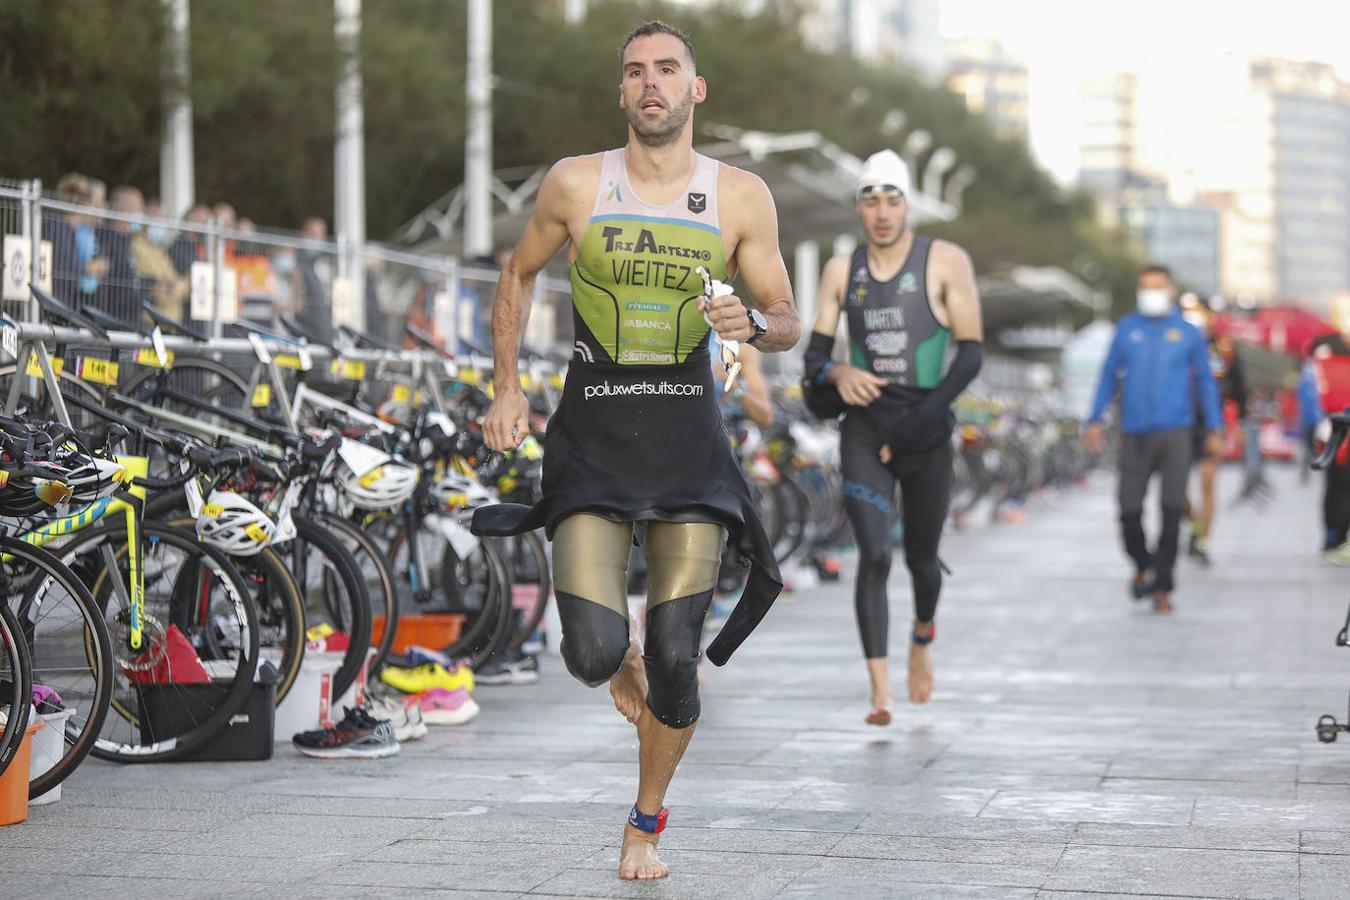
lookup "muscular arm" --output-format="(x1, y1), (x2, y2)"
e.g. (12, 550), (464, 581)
(720, 172), (800, 352)
(490, 162), (574, 390)
(934, 240), (983, 342)
(919, 240), (984, 409)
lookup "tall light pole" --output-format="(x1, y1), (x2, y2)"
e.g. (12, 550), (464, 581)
(334, 0), (366, 328)
(160, 0), (195, 218)
(463, 0), (493, 260)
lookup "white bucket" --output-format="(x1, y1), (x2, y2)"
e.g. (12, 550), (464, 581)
(273, 654), (342, 740)
(29, 707), (74, 807)
(332, 647), (378, 713)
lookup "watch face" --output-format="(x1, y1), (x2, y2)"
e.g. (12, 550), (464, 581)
(750, 309), (768, 331)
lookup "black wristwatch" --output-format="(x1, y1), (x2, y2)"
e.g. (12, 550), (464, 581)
(746, 308), (769, 345)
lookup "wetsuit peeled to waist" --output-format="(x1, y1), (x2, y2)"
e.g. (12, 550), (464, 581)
(472, 148), (781, 666)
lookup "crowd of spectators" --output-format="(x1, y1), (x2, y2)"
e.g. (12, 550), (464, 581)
(43, 171), (349, 335)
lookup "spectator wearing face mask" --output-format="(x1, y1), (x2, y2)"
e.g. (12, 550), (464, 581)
(129, 199), (189, 321)
(168, 205), (211, 277)
(47, 173), (109, 307)
(1083, 264), (1223, 614)
(97, 185), (149, 322)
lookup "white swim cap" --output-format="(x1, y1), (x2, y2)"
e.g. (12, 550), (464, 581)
(856, 150), (911, 198)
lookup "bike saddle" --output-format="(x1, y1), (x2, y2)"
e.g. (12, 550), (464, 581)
(29, 285), (109, 339)
(143, 302), (209, 343)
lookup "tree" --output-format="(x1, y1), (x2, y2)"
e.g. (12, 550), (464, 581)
(0, 0), (1142, 309)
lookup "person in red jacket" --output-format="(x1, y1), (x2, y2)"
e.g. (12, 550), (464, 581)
(1310, 295), (1350, 563)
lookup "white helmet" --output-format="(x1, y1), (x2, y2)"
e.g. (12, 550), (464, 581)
(337, 460), (418, 510)
(430, 471), (495, 509)
(195, 490), (277, 557)
(63, 456), (130, 504)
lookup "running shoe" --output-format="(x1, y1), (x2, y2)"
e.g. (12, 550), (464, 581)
(475, 652), (539, 686)
(365, 693), (428, 742)
(1188, 535), (1212, 567)
(1130, 572), (1153, 601)
(1152, 592), (1174, 614)
(379, 661), (475, 695)
(1322, 543), (1350, 566)
(813, 554), (842, 583)
(404, 645), (456, 668)
(292, 706), (400, 759)
(405, 687), (480, 726)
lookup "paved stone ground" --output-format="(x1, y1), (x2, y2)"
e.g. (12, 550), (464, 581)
(5, 465), (1350, 899)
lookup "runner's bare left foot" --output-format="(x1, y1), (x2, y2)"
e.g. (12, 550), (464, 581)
(619, 825), (669, 880)
(609, 639), (647, 724)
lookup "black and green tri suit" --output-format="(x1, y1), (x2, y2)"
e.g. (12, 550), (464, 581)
(839, 238), (954, 658)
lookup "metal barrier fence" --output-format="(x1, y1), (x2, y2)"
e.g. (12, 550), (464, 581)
(0, 179), (571, 357)
(0, 177), (1055, 395)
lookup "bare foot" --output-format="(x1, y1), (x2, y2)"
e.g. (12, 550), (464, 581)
(908, 643), (934, 704)
(865, 681), (893, 725)
(864, 705), (892, 726)
(619, 824), (669, 880)
(609, 639), (647, 724)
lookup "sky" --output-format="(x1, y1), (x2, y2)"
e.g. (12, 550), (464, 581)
(938, 0), (1350, 184)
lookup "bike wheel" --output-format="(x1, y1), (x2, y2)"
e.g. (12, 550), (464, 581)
(57, 522), (260, 763)
(120, 356), (250, 421)
(319, 513), (397, 674)
(288, 514), (373, 701)
(0, 603), (32, 780)
(158, 511), (306, 704)
(2, 535), (113, 799)
(502, 530), (550, 653)
(385, 521), (513, 669)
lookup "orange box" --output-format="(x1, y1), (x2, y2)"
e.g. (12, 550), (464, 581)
(371, 613), (464, 655)
(0, 720), (43, 826)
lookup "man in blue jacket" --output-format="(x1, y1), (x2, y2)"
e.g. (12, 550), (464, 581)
(1084, 265), (1222, 612)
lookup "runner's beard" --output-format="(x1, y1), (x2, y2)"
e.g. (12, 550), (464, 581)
(626, 87), (694, 148)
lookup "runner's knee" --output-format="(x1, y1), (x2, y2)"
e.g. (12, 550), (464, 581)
(556, 592), (630, 687)
(643, 591), (712, 729)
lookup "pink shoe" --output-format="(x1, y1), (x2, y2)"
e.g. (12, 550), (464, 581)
(405, 687), (480, 725)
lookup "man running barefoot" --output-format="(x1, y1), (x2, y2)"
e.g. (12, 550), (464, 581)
(473, 21), (799, 881)
(804, 150), (983, 724)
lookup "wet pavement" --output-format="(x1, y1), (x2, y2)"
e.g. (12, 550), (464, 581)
(5, 464), (1350, 898)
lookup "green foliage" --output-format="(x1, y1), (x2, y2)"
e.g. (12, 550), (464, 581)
(0, 0), (1139, 307)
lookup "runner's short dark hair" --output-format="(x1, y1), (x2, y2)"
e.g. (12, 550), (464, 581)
(620, 20), (696, 69)
(1139, 263), (1172, 281)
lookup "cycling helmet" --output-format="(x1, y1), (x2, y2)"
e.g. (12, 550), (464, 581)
(429, 470), (495, 510)
(337, 459), (418, 510)
(62, 455), (130, 504)
(195, 489), (277, 557)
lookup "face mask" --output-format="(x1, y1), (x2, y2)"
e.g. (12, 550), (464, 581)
(127, 221), (143, 235)
(273, 253), (295, 275)
(1137, 289), (1172, 317)
(146, 226), (171, 246)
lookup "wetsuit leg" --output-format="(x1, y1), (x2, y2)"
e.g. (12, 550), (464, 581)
(642, 521), (723, 729)
(552, 514), (634, 687)
(840, 414), (898, 659)
(1152, 428), (1191, 593)
(893, 441), (953, 624)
